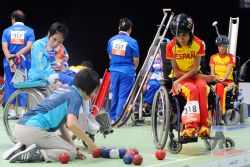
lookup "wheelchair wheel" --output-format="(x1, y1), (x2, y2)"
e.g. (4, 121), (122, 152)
(151, 86), (170, 149)
(218, 137), (235, 151)
(223, 109), (240, 125)
(167, 139), (182, 154)
(3, 88), (46, 143)
(130, 103), (139, 123)
(239, 103), (248, 123)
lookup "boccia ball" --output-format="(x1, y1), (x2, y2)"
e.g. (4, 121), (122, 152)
(58, 152), (70, 164)
(130, 148), (139, 154)
(101, 148), (111, 158)
(132, 154), (143, 165)
(155, 149), (166, 160)
(125, 149), (136, 156)
(123, 154), (133, 164)
(109, 149), (120, 159)
(92, 148), (101, 158)
(119, 148), (127, 158)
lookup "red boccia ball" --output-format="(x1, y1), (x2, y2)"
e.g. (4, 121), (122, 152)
(155, 149), (166, 160)
(125, 149), (137, 156)
(130, 148), (139, 154)
(132, 154), (143, 165)
(92, 148), (102, 158)
(58, 152), (70, 164)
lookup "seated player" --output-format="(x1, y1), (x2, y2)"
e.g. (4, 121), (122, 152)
(209, 35), (235, 115)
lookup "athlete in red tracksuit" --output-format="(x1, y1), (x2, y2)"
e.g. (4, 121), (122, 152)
(166, 13), (214, 137)
(210, 35), (235, 115)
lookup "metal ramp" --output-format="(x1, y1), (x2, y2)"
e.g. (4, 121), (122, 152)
(112, 9), (174, 127)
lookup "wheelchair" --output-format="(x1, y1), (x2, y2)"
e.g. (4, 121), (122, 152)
(151, 79), (235, 154)
(215, 56), (248, 125)
(2, 53), (51, 143)
(3, 80), (50, 143)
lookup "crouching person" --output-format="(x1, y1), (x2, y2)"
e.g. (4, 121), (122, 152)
(3, 68), (100, 163)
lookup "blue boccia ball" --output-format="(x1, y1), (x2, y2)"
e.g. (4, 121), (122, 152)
(99, 147), (106, 157)
(123, 154), (132, 164)
(101, 148), (111, 158)
(119, 148), (127, 159)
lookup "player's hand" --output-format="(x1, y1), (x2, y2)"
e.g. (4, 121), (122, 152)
(76, 150), (86, 160)
(9, 58), (16, 72)
(53, 80), (63, 90)
(203, 74), (216, 83)
(170, 81), (181, 95)
(61, 65), (67, 73)
(10, 64), (16, 73)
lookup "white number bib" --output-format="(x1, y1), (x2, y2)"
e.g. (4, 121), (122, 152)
(111, 40), (127, 56)
(10, 30), (25, 44)
(182, 101), (200, 125)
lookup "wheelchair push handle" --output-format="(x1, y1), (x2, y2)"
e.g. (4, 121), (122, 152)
(8, 54), (25, 61)
(8, 54), (25, 67)
(239, 58), (250, 81)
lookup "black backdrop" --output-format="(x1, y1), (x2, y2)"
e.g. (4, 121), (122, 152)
(0, 0), (249, 81)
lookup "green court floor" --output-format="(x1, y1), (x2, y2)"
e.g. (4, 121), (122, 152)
(1, 105), (250, 167)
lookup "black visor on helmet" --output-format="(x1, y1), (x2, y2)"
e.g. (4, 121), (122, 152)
(215, 35), (229, 46)
(170, 13), (193, 36)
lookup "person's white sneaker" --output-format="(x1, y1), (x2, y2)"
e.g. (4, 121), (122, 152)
(9, 144), (38, 163)
(2, 142), (26, 160)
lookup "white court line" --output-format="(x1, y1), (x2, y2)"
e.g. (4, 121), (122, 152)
(140, 153), (178, 160)
(143, 154), (207, 167)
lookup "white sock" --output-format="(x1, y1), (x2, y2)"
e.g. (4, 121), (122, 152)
(21, 110), (26, 116)
(10, 110), (17, 117)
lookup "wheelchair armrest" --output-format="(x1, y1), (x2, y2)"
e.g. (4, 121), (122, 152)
(13, 80), (48, 89)
(159, 78), (173, 89)
(159, 78), (170, 85)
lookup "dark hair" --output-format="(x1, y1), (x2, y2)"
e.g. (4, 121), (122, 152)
(81, 60), (93, 69)
(48, 22), (68, 39)
(119, 18), (133, 31)
(73, 69), (100, 96)
(11, 10), (26, 22)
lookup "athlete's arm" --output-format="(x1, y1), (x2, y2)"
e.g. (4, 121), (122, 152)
(59, 124), (75, 146)
(171, 60), (185, 78)
(221, 65), (233, 81)
(133, 57), (139, 70)
(15, 41), (33, 57)
(67, 113), (97, 154)
(2, 42), (13, 64)
(210, 64), (215, 75)
(173, 56), (200, 83)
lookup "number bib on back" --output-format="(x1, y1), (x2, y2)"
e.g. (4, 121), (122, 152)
(111, 40), (128, 56)
(10, 30), (25, 44)
(182, 101), (200, 125)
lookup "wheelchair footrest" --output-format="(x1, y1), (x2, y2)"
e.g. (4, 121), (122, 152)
(180, 136), (198, 144)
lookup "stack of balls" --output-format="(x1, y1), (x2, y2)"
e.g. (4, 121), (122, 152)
(123, 148), (143, 165)
(92, 147), (143, 165)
